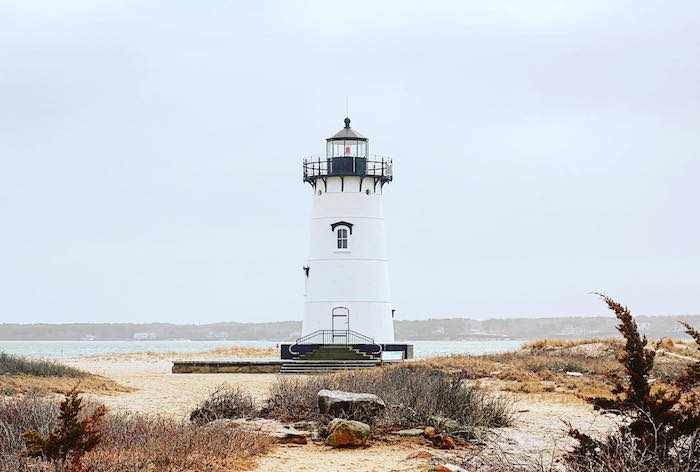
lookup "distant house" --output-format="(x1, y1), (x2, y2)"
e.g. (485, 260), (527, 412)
(132, 332), (156, 340)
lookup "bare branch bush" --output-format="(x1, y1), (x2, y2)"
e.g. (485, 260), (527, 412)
(264, 363), (514, 437)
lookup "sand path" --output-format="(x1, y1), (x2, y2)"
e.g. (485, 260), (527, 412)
(65, 357), (276, 418)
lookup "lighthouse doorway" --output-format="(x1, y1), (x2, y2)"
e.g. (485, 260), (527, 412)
(331, 306), (349, 343)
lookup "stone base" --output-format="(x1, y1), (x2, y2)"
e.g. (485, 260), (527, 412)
(171, 360), (283, 374)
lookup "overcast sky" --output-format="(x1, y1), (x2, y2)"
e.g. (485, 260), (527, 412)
(1, 1), (699, 324)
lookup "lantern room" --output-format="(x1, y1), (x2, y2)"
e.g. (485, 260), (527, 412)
(302, 117), (392, 187)
(326, 117), (368, 159)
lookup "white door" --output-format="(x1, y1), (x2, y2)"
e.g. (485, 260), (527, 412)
(331, 306), (349, 343)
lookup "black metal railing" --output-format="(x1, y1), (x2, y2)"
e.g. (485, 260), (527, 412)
(302, 156), (392, 182)
(287, 329), (382, 357)
(294, 329), (375, 345)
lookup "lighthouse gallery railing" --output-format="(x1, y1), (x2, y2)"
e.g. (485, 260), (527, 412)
(302, 156), (392, 181)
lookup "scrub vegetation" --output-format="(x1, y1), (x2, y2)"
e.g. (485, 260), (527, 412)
(419, 333), (699, 402)
(0, 389), (271, 472)
(191, 364), (514, 440)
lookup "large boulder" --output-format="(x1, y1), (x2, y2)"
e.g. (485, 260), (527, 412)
(325, 418), (371, 447)
(317, 389), (386, 421)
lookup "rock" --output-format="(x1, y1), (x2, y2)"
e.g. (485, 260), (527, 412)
(324, 419), (371, 447)
(271, 427), (308, 445)
(292, 420), (317, 431)
(429, 416), (460, 433)
(424, 426), (436, 440)
(318, 389), (386, 421)
(202, 418), (241, 429)
(396, 428), (424, 436)
(405, 450), (433, 460)
(430, 433), (456, 450)
(566, 371), (583, 377)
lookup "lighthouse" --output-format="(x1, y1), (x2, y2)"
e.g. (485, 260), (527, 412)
(302, 117), (394, 341)
(279, 117), (411, 367)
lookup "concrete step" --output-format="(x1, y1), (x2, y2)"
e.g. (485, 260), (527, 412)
(280, 359), (379, 375)
(299, 346), (378, 361)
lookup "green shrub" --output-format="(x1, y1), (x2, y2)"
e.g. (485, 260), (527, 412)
(24, 385), (105, 472)
(566, 294), (700, 471)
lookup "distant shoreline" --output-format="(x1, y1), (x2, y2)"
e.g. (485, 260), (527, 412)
(1, 315), (699, 342)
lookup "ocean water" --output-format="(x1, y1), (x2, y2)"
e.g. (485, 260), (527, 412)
(0, 339), (523, 359)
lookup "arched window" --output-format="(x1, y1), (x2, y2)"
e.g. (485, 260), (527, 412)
(337, 228), (348, 249)
(330, 221), (353, 251)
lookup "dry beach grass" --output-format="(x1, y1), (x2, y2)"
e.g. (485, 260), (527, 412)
(80, 345), (277, 362)
(0, 394), (272, 471)
(419, 337), (698, 403)
(0, 352), (131, 396)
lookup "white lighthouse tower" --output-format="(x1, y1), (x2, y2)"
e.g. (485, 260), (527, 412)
(300, 118), (395, 346)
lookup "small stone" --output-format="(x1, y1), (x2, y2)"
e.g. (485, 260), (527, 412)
(405, 450), (433, 460)
(272, 427), (308, 445)
(292, 420), (317, 431)
(203, 418), (241, 429)
(566, 371), (583, 377)
(396, 428), (424, 436)
(430, 433), (456, 450)
(325, 419), (371, 447)
(424, 426), (436, 439)
(429, 415), (460, 433)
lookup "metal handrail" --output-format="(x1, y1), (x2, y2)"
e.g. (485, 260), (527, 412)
(302, 156), (392, 181)
(287, 329), (383, 358)
(294, 329), (375, 345)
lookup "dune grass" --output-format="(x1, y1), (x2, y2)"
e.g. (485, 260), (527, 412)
(418, 337), (697, 401)
(0, 352), (85, 377)
(0, 352), (130, 396)
(82, 345), (277, 361)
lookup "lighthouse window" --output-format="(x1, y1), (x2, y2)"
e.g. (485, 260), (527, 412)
(337, 228), (348, 249)
(357, 142), (367, 157)
(333, 141), (345, 157)
(345, 141), (357, 156)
